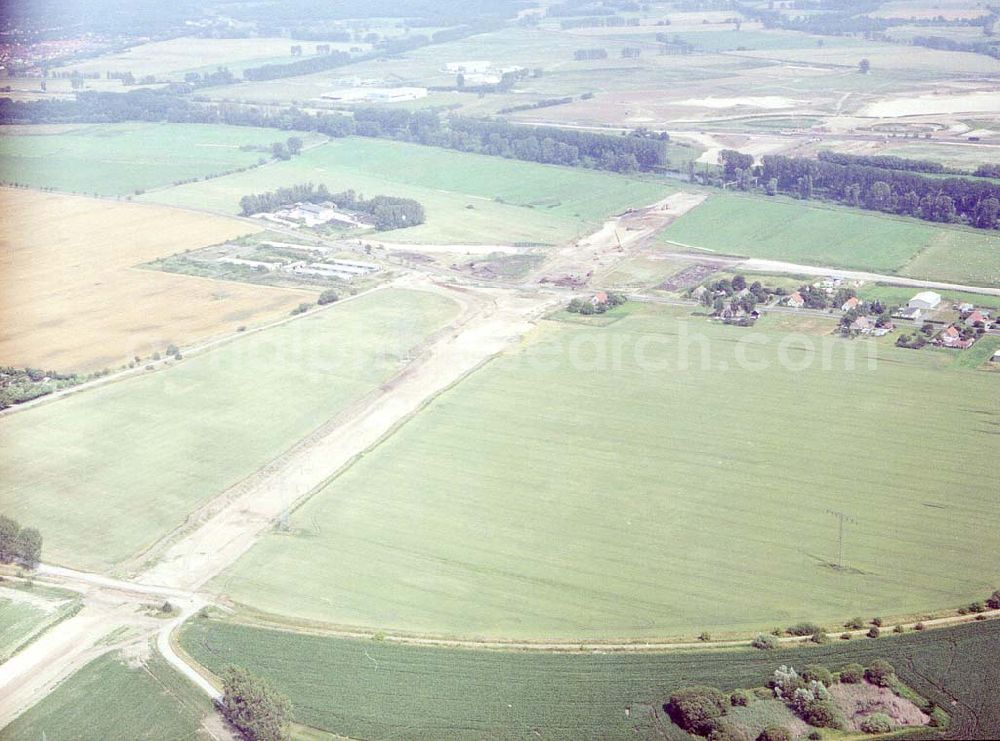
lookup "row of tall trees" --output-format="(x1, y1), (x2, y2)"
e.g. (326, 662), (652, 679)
(0, 90), (678, 175)
(816, 150), (947, 174)
(718, 150), (1000, 229)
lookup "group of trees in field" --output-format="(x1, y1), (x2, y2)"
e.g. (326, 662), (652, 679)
(717, 149), (1000, 230)
(238, 182), (425, 230)
(666, 659), (914, 740)
(0, 366), (82, 409)
(0, 515), (42, 569)
(220, 666), (292, 741)
(566, 292), (627, 314)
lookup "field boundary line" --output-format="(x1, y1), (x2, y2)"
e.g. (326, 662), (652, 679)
(184, 609), (1000, 655)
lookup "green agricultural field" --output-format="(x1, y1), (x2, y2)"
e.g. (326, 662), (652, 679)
(213, 304), (1000, 639)
(0, 289), (458, 571)
(141, 136), (674, 245)
(661, 193), (1000, 285)
(0, 648), (216, 740)
(179, 616), (1000, 740)
(0, 585), (80, 661)
(0, 123), (323, 196)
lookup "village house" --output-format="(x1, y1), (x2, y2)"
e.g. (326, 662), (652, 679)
(958, 302), (975, 314)
(841, 296), (860, 312)
(850, 315), (876, 334)
(786, 292), (805, 309)
(939, 325), (975, 350)
(965, 310), (989, 327)
(591, 291), (609, 306)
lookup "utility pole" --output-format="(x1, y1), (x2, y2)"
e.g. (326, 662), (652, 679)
(826, 509), (857, 570)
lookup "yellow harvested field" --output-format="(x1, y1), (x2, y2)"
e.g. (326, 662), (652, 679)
(0, 188), (308, 372)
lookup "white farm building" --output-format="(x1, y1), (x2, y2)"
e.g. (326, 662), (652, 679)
(908, 291), (942, 310)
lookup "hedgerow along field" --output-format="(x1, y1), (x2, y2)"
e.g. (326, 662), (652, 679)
(178, 616), (1000, 740)
(0, 648), (215, 741)
(214, 304), (1000, 639)
(660, 193), (1000, 287)
(141, 136), (675, 245)
(0, 123), (324, 196)
(0, 289), (458, 572)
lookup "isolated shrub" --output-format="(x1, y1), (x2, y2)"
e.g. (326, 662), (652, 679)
(810, 630), (829, 644)
(318, 289), (339, 305)
(160, 601), (173, 614)
(968, 601), (986, 614)
(988, 590), (1000, 610)
(756, 726), (792, 741)
(709, 721), (752, 741)
(893, 624), (904, 634)
(699, 631), (712, 642)
(839, 632), (852, 640)
(752, 634), (779, 650)
(754, 687), (773, 700)
(807, 732), (821, 740)
(844, 617), (865, 629)
(770, 627), (783, 637)
(865, 660), (896, 687)
(786, 622), (822, 637)
(860, 713), (893, 734)
(867, 626), (880, 639)
(914, 622), (926, 631)
(801, 699), (845, 729)
(871, 617), (883, 627)
(730, 689), (751, 707)
(667, 686), (729, 735)
(801, 665), (833, 687)
(839, 664), (864, 683)
(976, 613), (987, 621)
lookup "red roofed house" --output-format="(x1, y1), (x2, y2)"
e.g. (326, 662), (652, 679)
(965, 310), (987, 326)
(841, 296), (860, 312)
(786, 292), (805, 309)
(940, 325), (975, 349)
(591, 291), (609, 306)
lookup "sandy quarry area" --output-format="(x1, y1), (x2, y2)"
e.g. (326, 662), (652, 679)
(0, 188), (310, 372)
(861, 90), (1000, 117)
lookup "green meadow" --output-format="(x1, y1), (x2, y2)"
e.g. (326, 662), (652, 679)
(179, 617), (1000, 741)
(660, 193), (1000, 286)
(213, 304), (1000, 639)
(0, 289), (458, 571)
(0, 123), (320, 196)
(141, 136), (674, 244)
(0, 649), (215, 741)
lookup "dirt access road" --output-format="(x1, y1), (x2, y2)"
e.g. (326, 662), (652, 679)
(134, 274), (559, 591)
(534, 192), (706, 287)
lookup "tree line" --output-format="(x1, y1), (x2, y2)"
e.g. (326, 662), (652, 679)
(0, 515), (42, 570)
(717, 150), (1000, 229)
(0, 90), (677, 176)
(239, 182), (425, 230)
